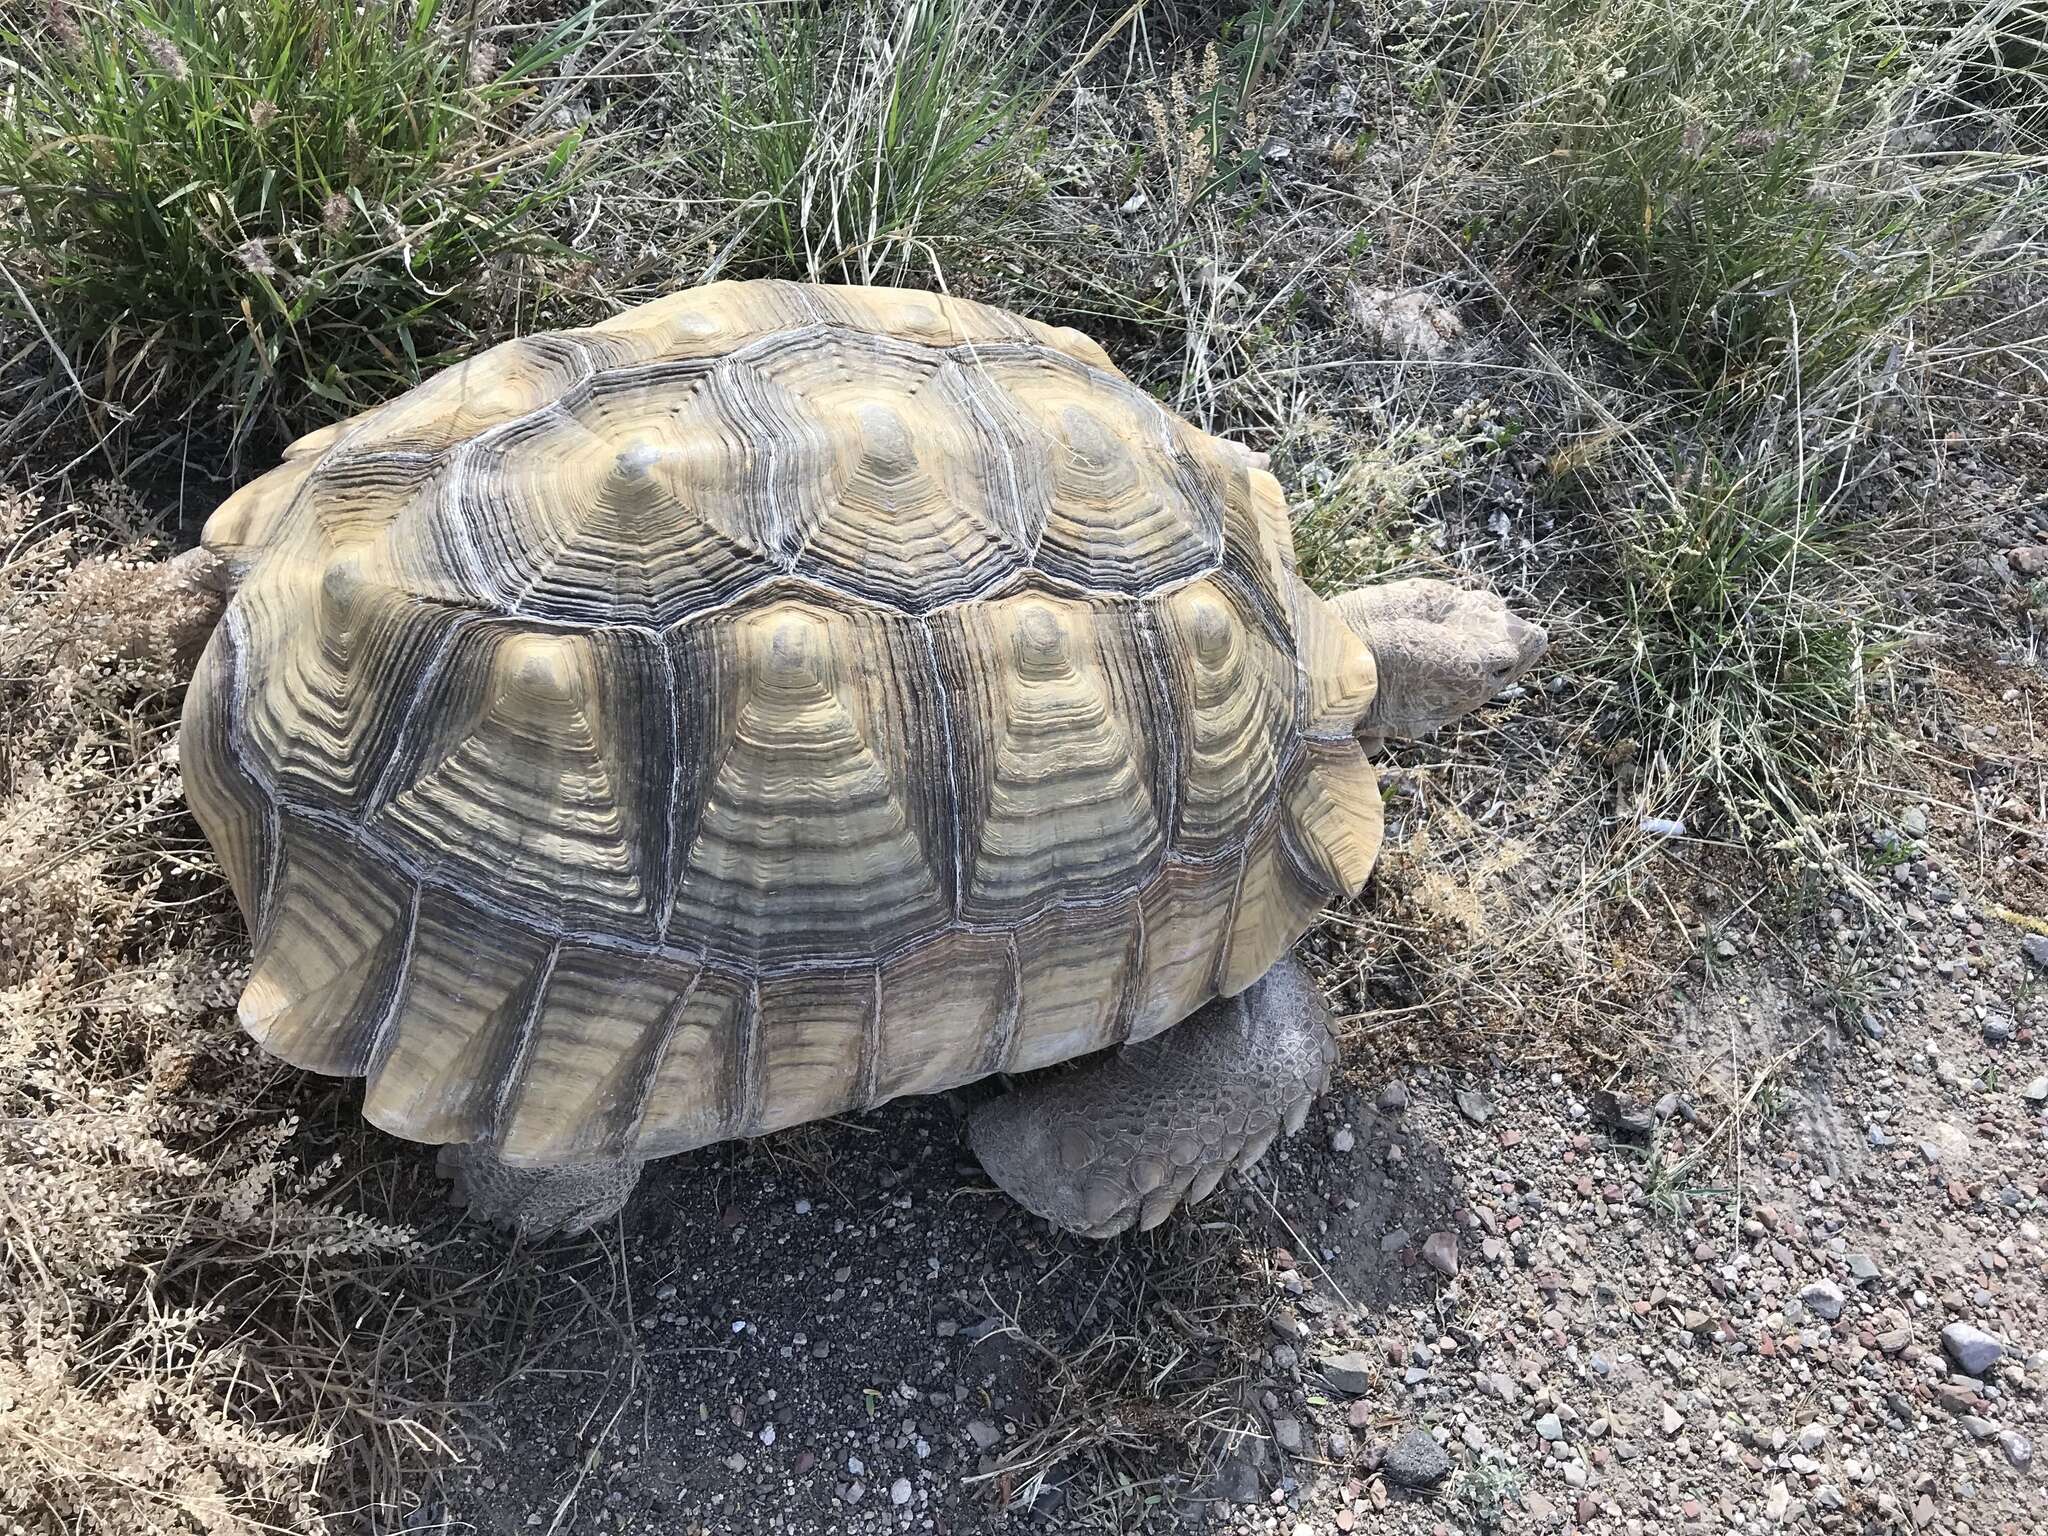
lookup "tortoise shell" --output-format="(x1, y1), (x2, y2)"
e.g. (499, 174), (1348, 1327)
(181, 280), (1385, 1167)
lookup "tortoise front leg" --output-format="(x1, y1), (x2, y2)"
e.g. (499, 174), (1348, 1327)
(968, 956), (1338, 1237)
(437, 1144), (646, 1236)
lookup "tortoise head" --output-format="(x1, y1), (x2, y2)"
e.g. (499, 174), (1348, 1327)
(1329, 578), (1547, 752)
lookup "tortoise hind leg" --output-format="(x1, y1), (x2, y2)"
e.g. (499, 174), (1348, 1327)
(436, 1144), (645, 1236)
(968, 956), (1337, 1238)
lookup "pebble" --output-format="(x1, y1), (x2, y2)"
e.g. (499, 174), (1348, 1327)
(1536, 1412), (1564, 1441)
(1455, 1087), (1495, 1125)
(1274, 1418), (1304, 1453)
(889, 1477), (911, 1506)
(1377, 1080), (1409, 1111)
(1320, 1350), (1374, 1395)
(1381, 1428), (1451, 1488)
(1422, 1230), (1459, 1277)
(1799, 1279), (1846, 1322)
(1330, 1126), (1355, 1153)
(1940, 1322), (2004, 1377)
(2021, 933), (2048, 970)
(1998, 1430), (2033, 1471)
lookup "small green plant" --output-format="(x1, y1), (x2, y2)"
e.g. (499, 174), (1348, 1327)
(667, 0), (1051, 285)
(1459, 1456), (1524, 1529)
(0, 0), (597, 454)
(1592, 455), (1880, 834)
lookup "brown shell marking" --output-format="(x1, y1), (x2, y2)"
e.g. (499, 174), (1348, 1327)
(185, 280), (1385, 1167)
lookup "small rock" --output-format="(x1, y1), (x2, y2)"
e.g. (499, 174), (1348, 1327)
(966, 1420), (1000, 1451)
(1321, 1350), (1375, 1395)
(1662, 1403), (1683, 1437)
(1209, 1455), (1261, 1505)
(1331, 1126), (1356, 1154)
(1960, 1415), (2000, 1440)
(1536, 1412), (1564, 1442)
(1998, 1429), (2033, 1471)
(1799, 1280), (1846, 1322)
(2021, 934), (2048, 971)
(1377, 1080), (1409, 1111)
(1273, 1418), (1304, 1454)
(889, 1477), (911, 1507)
(1455, 1087), (1495, 1125)
(1381, 1428), (1451, 1489)
(1900, 805), (1928, 838)
(2023, 1075), (2048, 1104)
(1422, 1231), (1459, 1277)
(2009, 545), (2048, 578)
(1766, 1481), (1790, 1522)
(1940, 1322), (2004, 1377)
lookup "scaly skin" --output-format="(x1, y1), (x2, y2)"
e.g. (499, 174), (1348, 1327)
(436, 1145), (645, 1236)
(967, 956), (1338, 1238)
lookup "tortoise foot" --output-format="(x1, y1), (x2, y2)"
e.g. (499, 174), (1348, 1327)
(968, 956), (1338, 1238)
(436, 1144), (644, 1236)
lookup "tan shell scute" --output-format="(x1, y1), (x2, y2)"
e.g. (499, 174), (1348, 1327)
(183, 280), (1384, 1167)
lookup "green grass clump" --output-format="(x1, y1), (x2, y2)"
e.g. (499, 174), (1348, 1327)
(1593, 455), (1880, 833)
(1414, 0), (2046, 409)
(0, 0), (596, 453)
(665, 0), (1052, 285)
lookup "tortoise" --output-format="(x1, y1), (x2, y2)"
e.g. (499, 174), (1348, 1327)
(165, 280), (1545, 1238)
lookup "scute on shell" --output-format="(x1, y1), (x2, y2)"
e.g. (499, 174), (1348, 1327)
(181, 280), (1384, 1166)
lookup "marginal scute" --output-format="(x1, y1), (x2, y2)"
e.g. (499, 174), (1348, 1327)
(670, 595), (952, 963)
(349, 332), (600, 456)
(1006, 896), (1143, 1072)
(1129, 860), (1238, 1043)
(873, 930), (1017, 1103)
(581, 278), (824, 364)
(1219, 461), (1299, 624)
(749, 967), (878, 1134)
(361, 892), (554, 1146)
(1290, 581), (1379, 737)
(635, 970), (750, 1156)
(180, 607), (272, 927)
(491, 946), (702, 1164)
(239, 824), (410, 1078)
(1281, 741), (1385, 899)
(1218, 817), (1329, 997)
(933, 590), (1167, 922)
(200, 454), (319, 567)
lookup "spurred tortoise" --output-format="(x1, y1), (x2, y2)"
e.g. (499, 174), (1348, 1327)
(167, 280), (1546, 1237)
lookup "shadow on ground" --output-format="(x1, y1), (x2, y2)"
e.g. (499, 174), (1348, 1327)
(359, 1080), (1463, 1534)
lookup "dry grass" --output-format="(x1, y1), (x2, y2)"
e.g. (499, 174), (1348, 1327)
(0, 493), (650, 1533)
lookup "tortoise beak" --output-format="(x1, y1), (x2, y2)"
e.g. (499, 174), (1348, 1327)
(1504, 612), (1549, 675)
